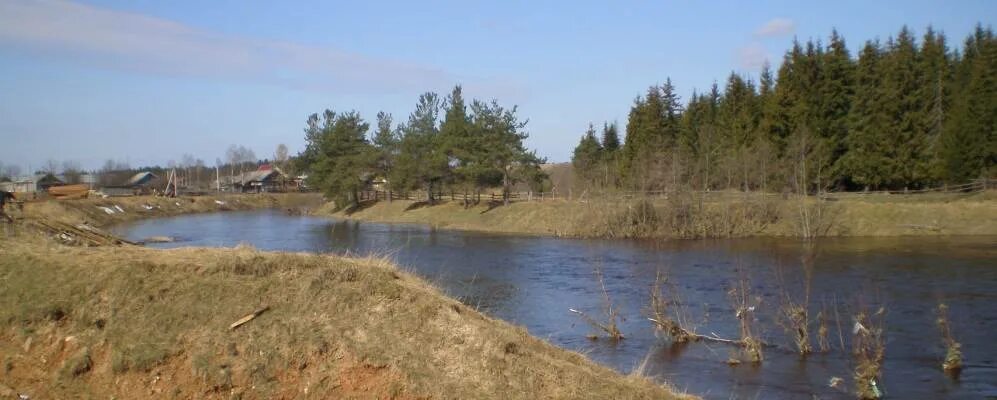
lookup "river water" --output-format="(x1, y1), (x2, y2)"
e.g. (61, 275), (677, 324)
(112, 210), (997, 399)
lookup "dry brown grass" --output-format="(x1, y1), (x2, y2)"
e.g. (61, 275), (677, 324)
(0, 234), (691, 399)
(14, 192), (323, 229)
(323, 190), (997, 239)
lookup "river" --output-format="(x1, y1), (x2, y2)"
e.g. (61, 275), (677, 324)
(112, 210), (997, 399)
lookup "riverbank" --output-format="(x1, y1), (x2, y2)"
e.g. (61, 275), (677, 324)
(0, 218), (690, 399)
(14, 192), (324, 229)
(319, 190), (997, 238)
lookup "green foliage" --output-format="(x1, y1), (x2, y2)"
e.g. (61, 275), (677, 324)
(296, 85), (545, 205)
(393, 92), (448, 201)
(572, 124), (603, 185)
(300, 110), (373, 208)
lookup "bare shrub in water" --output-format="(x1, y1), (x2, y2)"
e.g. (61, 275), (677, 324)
(936, 303), (963, 373)
(816, 308), (831, 353)
(647, 269), (697, 343)
(852, 308), (886, 399)
(727, 276), (763, 364)
(570, 266), (624, 340)
(776, 249), (816, 356)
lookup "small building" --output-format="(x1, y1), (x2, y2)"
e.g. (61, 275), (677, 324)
(235, 167), (287, 193)
(0, 174), (64, 194)
(100, 171), (160, 196)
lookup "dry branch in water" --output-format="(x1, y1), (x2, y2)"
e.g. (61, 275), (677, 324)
(727, 275), (763, 364)
(647, 269), (697, 343)
(852, 308), (886, 399)
(570, 267), (624, 340)
(936, 303), (963, 373)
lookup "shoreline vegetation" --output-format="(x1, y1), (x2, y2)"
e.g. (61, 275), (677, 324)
(0, 194), (693, 399)
(291, 24), (995, 226)
(320, 189), (997, 239)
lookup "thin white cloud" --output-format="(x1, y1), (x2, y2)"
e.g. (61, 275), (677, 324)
(737, 43), (769, 70)
(754, 18), (796, 38)
(0, 0), (456, 93)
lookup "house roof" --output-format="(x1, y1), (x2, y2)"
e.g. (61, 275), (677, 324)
(125, 172), (158, 186)
(240, 169), (284, 183)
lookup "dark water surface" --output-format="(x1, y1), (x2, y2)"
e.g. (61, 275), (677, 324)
(112, 210), (997, 399)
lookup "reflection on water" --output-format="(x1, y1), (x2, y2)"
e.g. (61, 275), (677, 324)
(113, 210), (997, 399)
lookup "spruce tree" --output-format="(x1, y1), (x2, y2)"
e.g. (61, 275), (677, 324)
(819, 29), (856, 187)
(601, 122), (620, 153)
(841, 40), (891, 189)
(572, 124), (604, 186)
(943, 25), (996, 181)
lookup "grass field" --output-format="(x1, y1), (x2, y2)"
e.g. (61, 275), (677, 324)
(322, 190), (997, 239)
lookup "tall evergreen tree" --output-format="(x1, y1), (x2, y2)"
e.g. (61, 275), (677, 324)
(393, 92), (447, 202)
(372, 111), (398, 198)
(302, 110), (373, 208)
(840, 40), (892, 189)
(572, 124), (604, 186)
(819, 29), (856, 187)
(601, 122), (621, 153)
(942, 25), (996, 181)
(439, 85), (480, 196)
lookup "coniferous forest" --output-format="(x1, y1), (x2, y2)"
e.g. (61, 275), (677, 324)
(574, 24), (996, 192)
(300, 24), (995, 207)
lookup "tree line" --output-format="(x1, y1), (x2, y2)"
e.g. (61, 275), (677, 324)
(574, 24), (996, 192)
(296, 86), (545, 208)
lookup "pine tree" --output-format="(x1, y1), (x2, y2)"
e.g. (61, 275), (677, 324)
(304, 110), (373, 208)
(393, 92), (447, 202)
(372, 111), (398, 199)
(440, 85), (479, 196)
(471, 99), (540, 205)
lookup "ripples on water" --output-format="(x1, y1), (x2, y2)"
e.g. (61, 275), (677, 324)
(113, 210), (997, 399)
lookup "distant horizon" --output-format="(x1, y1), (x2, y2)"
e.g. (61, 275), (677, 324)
(2, 0), (994, 171)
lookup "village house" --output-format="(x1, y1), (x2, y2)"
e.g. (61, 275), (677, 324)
(233, 165), (287, 193)
(0, 173), (64, 195)
(100, 171), (160, 196)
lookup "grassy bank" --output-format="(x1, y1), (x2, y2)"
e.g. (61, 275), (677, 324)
(13, 192), (324, 229)
(321, 190), (997, 239)
(0, 233), (689, 399)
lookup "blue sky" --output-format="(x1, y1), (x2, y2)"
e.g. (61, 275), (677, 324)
(1, 0), (994, 171)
